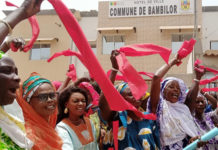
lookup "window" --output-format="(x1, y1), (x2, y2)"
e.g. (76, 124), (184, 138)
(102, 35), (125, 54)
(204, 73), (217, 95)
(91, 44), (97, 55)
(30, 44), (50, 60)
(171, 34), (192, 53)
(210, 41), (218, 50)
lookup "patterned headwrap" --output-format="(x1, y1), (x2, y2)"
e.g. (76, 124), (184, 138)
(116, 82), (149, 100)
(0, 50), (5, 59)
(22, 72), (52, 102)
(116, 82), (129, 94)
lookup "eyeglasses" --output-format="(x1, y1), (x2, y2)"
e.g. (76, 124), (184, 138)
(31, 92), (58, 102)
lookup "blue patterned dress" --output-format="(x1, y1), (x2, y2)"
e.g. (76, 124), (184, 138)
(103, 111), (160, 150)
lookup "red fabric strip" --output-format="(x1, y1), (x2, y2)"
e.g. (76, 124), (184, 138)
(116, 52), (148, 100)
(67, 64), (77, 81)
(106, 70), (127, 81)
(200, 76), (218, 85)
(47, 0), (156, 120)
(119, 44), (171, 64)
(107, 70), (154, 81)
(112, 121), (119, 150)
(177, 38), (196, 66)
(195, 59), (218, 75)
(139, 71), (154, 79)
(202, 87), (218, 92)
(6, 1), (39, 52)
(47, 49), (85, 65)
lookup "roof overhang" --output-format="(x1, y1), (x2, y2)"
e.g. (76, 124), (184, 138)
(159, 25), (201, 32)
(203, 50), (218, 56)
(97, 27), (136, 33)
(25, 38), (58, 43)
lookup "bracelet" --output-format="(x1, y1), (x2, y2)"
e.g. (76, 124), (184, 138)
(0, 19), (12, 35)
(193, 79), (200, 83)
(111, 68), (119, 72)
(203, 92), (208, 96)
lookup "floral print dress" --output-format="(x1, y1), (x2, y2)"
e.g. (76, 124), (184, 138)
(194, 110), (218, 150)
(103, 111), (160, 150)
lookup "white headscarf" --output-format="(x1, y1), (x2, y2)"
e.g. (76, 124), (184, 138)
(155, 77), (199, 146)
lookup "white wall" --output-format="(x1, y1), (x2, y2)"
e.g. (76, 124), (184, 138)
(71, 16), (98, 78)
(202, 12), (218, 51)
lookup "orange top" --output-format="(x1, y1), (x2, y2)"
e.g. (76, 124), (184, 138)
(16, 84), (62, 150)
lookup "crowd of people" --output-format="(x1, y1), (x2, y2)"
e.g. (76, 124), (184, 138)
(0, 0), (217, 150)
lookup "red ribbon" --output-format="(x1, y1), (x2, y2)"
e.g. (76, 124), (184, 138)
(47, 49), (86, 65)
(195, 59), (218, 75)
(67, 64), (77, 81)
(116, 52), (148, 100)
(202, 87), (218, 92)
(177, 38), (196, 65)
(107, 70), (154, 81)
(47, 0), (156, 120)
(112, 121), (119, 150)
(119, 43), (171, 64)
(107, 70), (127, 81)
(6, 1), (40, 52)
(200, 76), (218, 85)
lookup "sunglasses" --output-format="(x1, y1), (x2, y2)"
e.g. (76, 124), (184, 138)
(32, 92), (58, 102)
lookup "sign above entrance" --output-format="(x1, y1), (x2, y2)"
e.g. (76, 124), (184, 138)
(109, 0), (194, 18)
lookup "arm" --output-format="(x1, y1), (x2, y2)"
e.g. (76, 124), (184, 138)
(185, 66), (205, 112)
(99, 50), (119, 123)
(201, 90), (217, 109)
(57, 76), (71, 93)
(0, 0), (43, 45)
(149, 57), (180, 113)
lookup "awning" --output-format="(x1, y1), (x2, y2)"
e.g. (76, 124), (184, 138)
(204, 50), (218, 56)
(159, 25), (201, 32)
(25, 38), (58, 43)
(97, 27), (136, 33)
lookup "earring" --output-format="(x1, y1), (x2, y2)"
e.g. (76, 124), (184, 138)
(64, 108), (68, 114)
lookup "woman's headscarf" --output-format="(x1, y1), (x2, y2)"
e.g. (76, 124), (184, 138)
(22, 73), (51, 102)
(16, 72), (62, 150)
(160, 77), (187, 103)
(149, 77), (199, 146)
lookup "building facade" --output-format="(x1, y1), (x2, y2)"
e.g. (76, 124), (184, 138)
(97, 0), (202, 87)
(201, 6), (218, 89)
(4, 9), (98, 82)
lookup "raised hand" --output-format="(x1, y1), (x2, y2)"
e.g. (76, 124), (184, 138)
(110, 50), (120, 70)
(20, 0), (44, 19)
(9, 37), (26, 51)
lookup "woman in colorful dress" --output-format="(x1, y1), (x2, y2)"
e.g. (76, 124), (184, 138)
(16, 72), (62, 150)
(148, 55), (205, 149)
(193, 93), (218, 149)
(99, 50), (160, 150)
(56, 85), (99, 150)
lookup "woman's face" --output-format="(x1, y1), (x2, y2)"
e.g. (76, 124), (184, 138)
(163, 80), (181, 103)
(195, 96), (206, 114)
(66, 92), (87, 118)
(0, 57), (20, 105)
(29, 83), (57, 120)
(121, 87), (142, 108)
